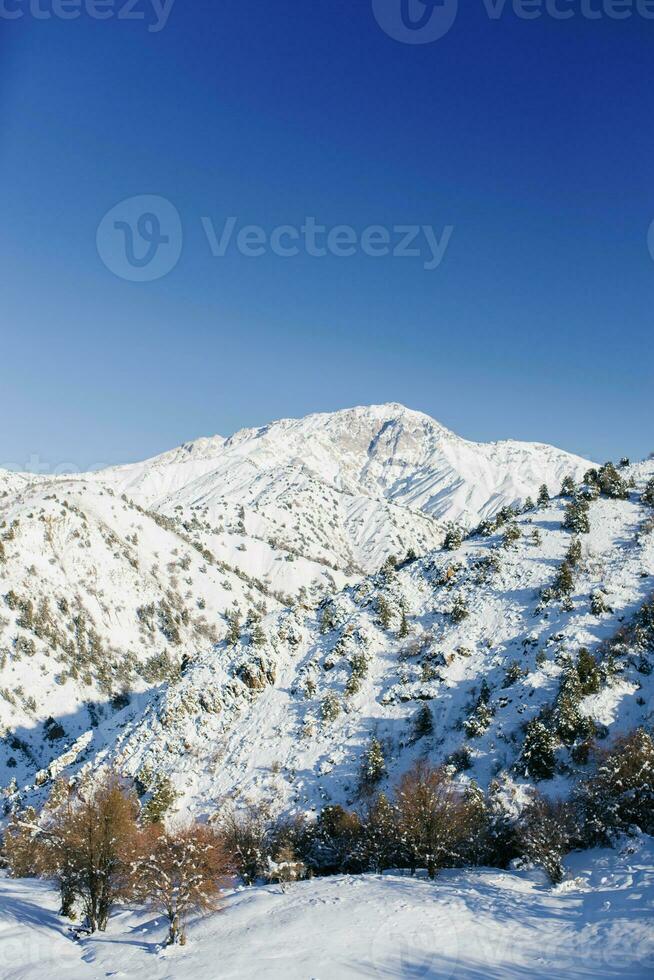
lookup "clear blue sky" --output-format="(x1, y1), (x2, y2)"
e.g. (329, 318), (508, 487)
(1, 0), (652, 471)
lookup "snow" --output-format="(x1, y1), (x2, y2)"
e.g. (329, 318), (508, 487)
(89, 459), (653, 820)
(1, 836), (653, 979)
(86, 402), (593, 576)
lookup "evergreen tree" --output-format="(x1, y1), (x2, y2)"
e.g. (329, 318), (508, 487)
(597, 462), (629, 500)
(413, 704), (434, 740)
(359, 738), (386, 792)
(142, 775), (178, 825)
(376, 596), (393, 630)
(225, 609), (242, 646)
(443, 523), (464, 551)
(251, 618), (266, 647)
(519, 719), (555, 781)
(398, 607), (410, 639)
(565, 537), (583, 568)
(451, 595), (469, 623)
(563, 498), (591, 534)
(553, 561), (575, 598)
(560, 476), (577, 497)
(537, 484), (550, 506)
(579, 729), (654, 843)
(575, 647), (601, 695)
(590, 590), (610, 616)
(642, 477), (654, 507)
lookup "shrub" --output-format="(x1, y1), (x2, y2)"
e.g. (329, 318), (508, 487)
(517, 796), (575, 884)
(450, 595), (469, 623)
(590, 590), (611, 616)
(320, 691), (342, 722)
(502, 523), (522, 549)
(305, 806), (363, 876)
(579, 729), (654, 844)
(221, 807), (270, 885)
(443, 523), (464, 551)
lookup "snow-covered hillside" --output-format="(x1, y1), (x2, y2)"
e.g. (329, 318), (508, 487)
(0, 477), (289, 787)
(89, 403), (593, 576)
(0, 403), (599, 808)
(2, 834), (653, 979)
(4, 456), (652, 825)
(83, 458), (650, 821)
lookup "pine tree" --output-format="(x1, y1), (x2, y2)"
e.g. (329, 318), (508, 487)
(443, 523), (464, 551)
(451, 594), (469, 623)
(563, 498), (590, 534)
(376, 596), (393, 630)
(413, 704), (434, 740)
(554, 673), (593, 744)
(565, 537), (583, 568)
(597, 462), (629, 500)
(142, 775), (178, 825)
(519, 719), (555, 781)
(251, 618), (266, 647)
(502, 523), (522, 549)
(575, 647), (601, 695)
(225, 609), (241, 646)
(537, 484), (550, 506)
(553, 561), (575, 598)
(359, 738), (386, 792)
(560, 476), (577, 497)
(642, 478), (654, 507)
(398, 607), (410, 638)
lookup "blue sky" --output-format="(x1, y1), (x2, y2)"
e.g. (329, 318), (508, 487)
(1, 0), (652, 470)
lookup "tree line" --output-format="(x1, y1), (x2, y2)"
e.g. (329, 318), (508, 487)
(2, 727), (652, 945)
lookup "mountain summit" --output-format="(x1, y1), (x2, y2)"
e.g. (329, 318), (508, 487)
(88, 404), (592, 575)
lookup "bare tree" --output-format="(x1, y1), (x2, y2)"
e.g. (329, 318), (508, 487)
(394, 761), (481, 878)
(137, 823), (229, 945)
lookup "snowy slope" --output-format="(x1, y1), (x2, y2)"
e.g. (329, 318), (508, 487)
(89, 404), (593, 575)
(12, 460), (651, 824)
(0, 477), (290, 791)
(1, 834), (653, 979)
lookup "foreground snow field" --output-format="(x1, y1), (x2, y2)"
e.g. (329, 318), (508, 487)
(1, 837), (653, 980)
